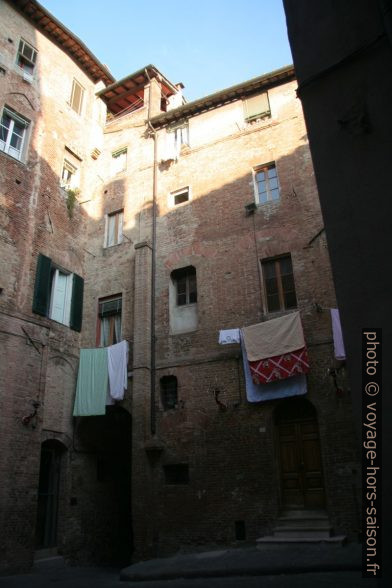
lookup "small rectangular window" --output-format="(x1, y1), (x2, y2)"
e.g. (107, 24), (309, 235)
(70, 79), (84, 115)
(112, 147), (127, 174)
(164, 464), (189, 485)
(17, 39), (37, 76)
(262, 255), (297, 313)
(243, 92), (270, 121)
(160, 376), (178, 410)
(0, 107), (30, 161)
(105, 210), (123, 247)
(98, 295), (122, 346)
(254, 162), (280, 204)
(61, 159), (78, 190)
(171, 187), (190, 206)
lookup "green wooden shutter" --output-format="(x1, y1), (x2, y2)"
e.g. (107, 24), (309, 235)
(32, 253), (52, 316)
(70, 273), (84, 332)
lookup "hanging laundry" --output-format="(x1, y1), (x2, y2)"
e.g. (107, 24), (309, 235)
(242, 312), (309, 385)
(330, 308), (346, 360)
(107, 340), (129, 400)
(73, 348), (108, 416)
(218, 329), (240, 344)
(240, 331), (307, 402)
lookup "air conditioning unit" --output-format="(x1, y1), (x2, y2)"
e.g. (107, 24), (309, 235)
(244, 202), (257, 215)
(23, 71), (33, 83)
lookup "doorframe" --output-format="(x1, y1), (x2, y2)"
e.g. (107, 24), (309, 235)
(273, 397), (326, 511)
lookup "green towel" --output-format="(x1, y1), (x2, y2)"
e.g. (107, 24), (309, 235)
(73, 348), (108, 416)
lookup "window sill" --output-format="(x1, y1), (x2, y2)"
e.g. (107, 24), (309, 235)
(103, 241), (123, 250)
(0, 149), (26, 166)
(256, 198), (280, 208)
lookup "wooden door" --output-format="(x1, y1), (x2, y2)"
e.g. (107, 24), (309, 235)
(277, 400), (325, 508)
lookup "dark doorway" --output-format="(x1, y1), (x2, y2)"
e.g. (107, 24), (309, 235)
(75, 406), (133, 564)
(35, 440), (64, 549)
(275, 397), (325, 509)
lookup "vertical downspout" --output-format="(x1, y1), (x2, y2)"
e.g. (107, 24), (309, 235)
(145, 69), (157, 436)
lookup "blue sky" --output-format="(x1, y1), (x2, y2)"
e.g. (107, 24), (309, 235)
(40, 0), (292, 101)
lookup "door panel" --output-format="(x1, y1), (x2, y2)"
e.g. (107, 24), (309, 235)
(278, 411), (325, 508)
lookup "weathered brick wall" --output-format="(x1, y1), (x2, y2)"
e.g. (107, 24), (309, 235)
(1, 0), (359, 571)
(0, 1), (107, 572)
(129, 79), (359, 557)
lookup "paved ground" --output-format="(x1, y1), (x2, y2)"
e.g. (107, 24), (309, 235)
(0, 542), (379, 587)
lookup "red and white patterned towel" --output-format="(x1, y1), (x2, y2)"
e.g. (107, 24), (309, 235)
(249, 346), (310, 385)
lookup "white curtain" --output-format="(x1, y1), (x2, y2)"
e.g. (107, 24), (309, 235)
(100, 317), (110, 346)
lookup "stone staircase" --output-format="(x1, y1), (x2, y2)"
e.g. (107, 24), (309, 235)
(257, 509), (346, 544)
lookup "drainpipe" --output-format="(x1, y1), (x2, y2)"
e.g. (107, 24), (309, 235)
(145, 68), (157, 436)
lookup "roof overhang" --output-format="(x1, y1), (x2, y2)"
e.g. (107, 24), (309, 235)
(9, 0), (114, 86)
(150, 65), (296, 128)
(97, 65), (178, 116)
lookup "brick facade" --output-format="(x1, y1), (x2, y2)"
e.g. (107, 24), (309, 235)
(0, 0), (359, 573)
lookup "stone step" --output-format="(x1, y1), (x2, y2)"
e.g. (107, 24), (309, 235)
(279, 509), (328, 519)
(273, 528), (331, 539)
(275, 519), (331, 530)
(256, 535), (346, 545)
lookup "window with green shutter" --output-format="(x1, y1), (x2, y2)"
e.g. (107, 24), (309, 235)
(32, 254), (84, 331)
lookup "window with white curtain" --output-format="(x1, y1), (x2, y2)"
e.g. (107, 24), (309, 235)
(105, 210), (123, 247)
(49, 268), (73, 326)
(98, 295), (122, 346)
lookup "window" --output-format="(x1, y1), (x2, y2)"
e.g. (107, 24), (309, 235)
(32, 254), (84, 331)
(49, 268), (73, 325)
(61, 159), (78, 190)
(162, 121), (189, 161)
(105, 210), (123, 247)
(171, 187), (190, 206)
(254, 163), (280, 204)
(0, 107), (29, 161)
(98, 295), (122, 347)
(262, 255), (297, 313)
(70, 79), (84, 115)
(112, 148), (127, 174)
(164, 464), (189, 485)
(160, 376), (178, 410)
(243, 92), (270, 121)
(16, 39), (37, 77)
(174, 123), (189, 151)
(171, 266), (197, 306)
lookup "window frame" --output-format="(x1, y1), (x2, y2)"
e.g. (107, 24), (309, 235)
(97, 294), (122, 347)
(48, 267), (73, 326)
(16, 38), (37, 78)
(0, 107), (30, 162)
(111, 147), (127, 175)
(170, 186), (191, 207)
(32, 253), (84, 331)
(60, 158), (79, 190)
(243, 92), (270, 122)
(105, 209), (124, 248)
(253, 162), (280, 205)
(160, 375), (178, 410)
(69, 79), (85, 115)
(171, 266), (197, 307)
(261, 254), (297, 313)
